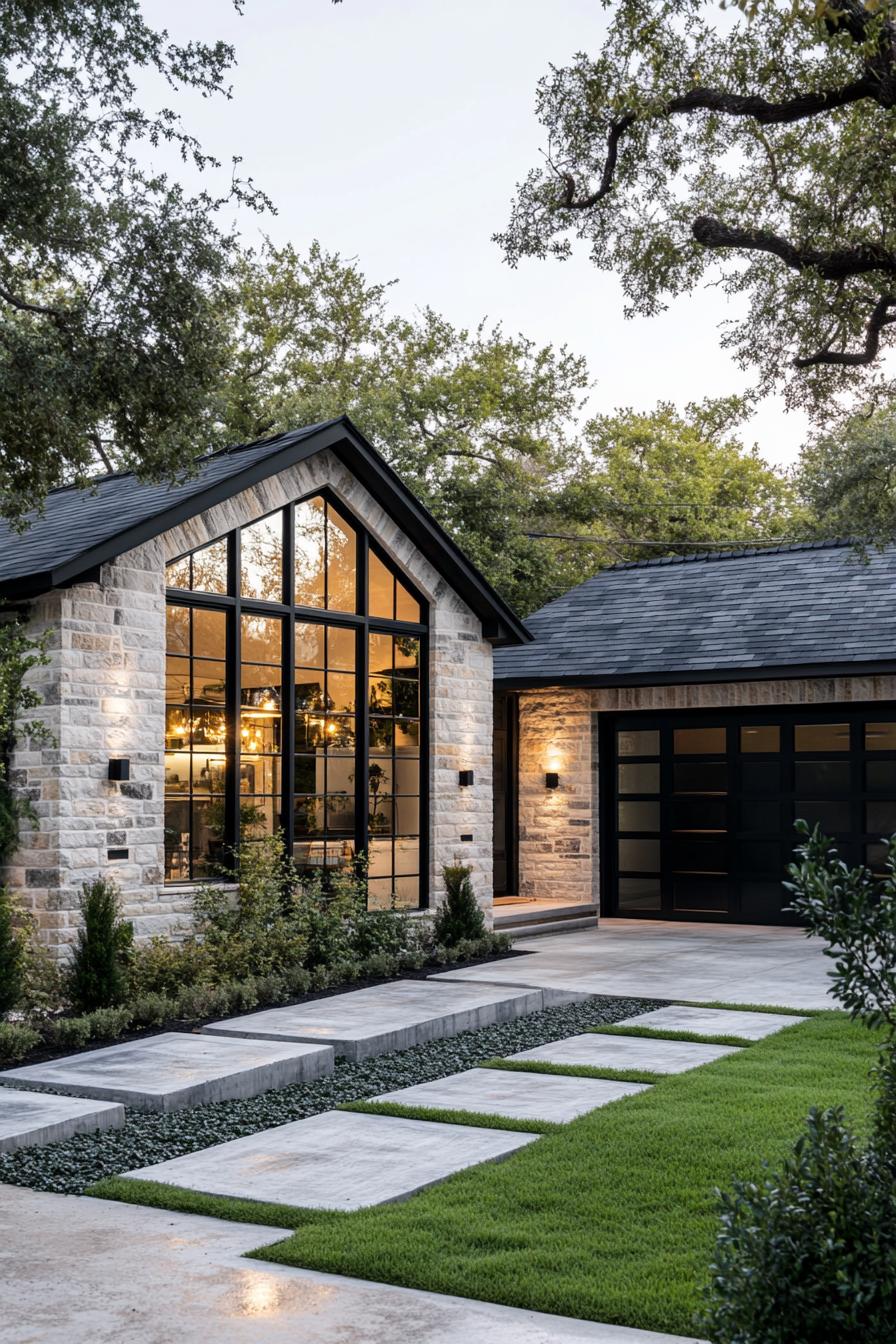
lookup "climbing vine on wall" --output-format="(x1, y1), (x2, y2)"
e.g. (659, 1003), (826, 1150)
(0, 618), (53, 865)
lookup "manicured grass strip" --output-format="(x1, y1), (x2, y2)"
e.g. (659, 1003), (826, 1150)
(673, 998), (824, 1016)
(86, 1176), (339, 1232)
(254, 1013), (880, 1339)
(339, 1099), (558, 1134)
(479, 1057), (663, 1085)
(588, 1024), (752, 1048)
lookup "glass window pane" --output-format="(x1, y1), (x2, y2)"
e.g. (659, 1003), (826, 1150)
(295, 713), (327, 751)
(295, 622), (325, 669)
(739, 799), (779, 833)
(394, 796), (419, 835)
(794, 760), (851, 794)
(618, 877), (661, 912)
(392, 679), (419, 718)
(166, 555), (191, 589)
(294, 796), (325, 837)
(867, 760), (896, 792)
(240, 513), (283, 601)
(326, 794), (355, 834)
(741, 760), (780, 794)
(327, 625), (355, 671)
(394, 636), (420, 671)
(618, 729), (659, 756)
(866, 723), (896, 751)
(866, 801), (896, 835)
(368, 551), (394, 619)
(670, 835), (727, 872)
(618, 800), (660, 831)
(326, 671), (356, 713)
(295, 670), (326, 712)
(395, 720), (420, 753)
(240, 662), (283, 708)
(368, 757), (393, 795)
(295, 496), (326, 608)
(241, 613), (281, 664)
(736, 841), (781, 875)
(166, 604), (190, 658)
(740, 725), (780, 753)
(192, 707), (226, 748)
(395, 577), (421, 623)
(618, 838), (660, 872)
(369, 674), (392, 713)
(164, 798), (190, 881)
(672, 877), (729, 913)
(369, 719), (394, 751)
(394, 756), (419, 794)
(795, 723), (850, 752)
(190, 799), (220, 877)
(193, 608), (226, 660)
(368, 839), (392, 879)
(618, 762), (660, 794)
(326, 507), (357, 612)
(741, 882), (786, 919)
(192, 660), (226, 705)
(673, 761), (727, 794)
(670, 797), (727, 830)
(325, 755), (354, 796)
(867, 842), (890, 873)
(794, 800), (851, 833)
(369, 794), (393, 835)
(324, 715), (356, 751)
(191, 538), (228, 595)
(369, 632), (392, 677)
(674, 727), (726, 754)
(166, 656), (190, 703)
(394, 839), (419, 876)
(294, 755), (320, 794)
(391, 874), (420, 907)
(367, 877), (394, 910)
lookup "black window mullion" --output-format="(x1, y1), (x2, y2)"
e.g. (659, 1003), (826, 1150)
(356, 533), (370, 874)
(282, 506), (295, 856)
(225, 530), (241, 863)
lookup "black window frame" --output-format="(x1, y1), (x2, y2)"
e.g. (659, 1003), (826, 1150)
(164, 486), (430, 907)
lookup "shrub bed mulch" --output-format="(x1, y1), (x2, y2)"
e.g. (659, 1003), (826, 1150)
(0, 993), (660, 1195)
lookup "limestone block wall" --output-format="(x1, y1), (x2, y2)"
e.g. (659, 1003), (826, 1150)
(6, 447), (495, 958)
(516, 689), (595, 905)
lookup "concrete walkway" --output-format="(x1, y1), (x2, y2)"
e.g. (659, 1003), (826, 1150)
(434, 918), (834, 1010)
(0, 1186), (707, 1344)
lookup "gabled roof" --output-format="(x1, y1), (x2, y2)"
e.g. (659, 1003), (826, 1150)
(494, 539), (896, 686)
(0, 417), (530, 646)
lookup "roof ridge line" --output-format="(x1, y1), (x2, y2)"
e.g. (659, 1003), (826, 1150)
(604, 537), (857, 572)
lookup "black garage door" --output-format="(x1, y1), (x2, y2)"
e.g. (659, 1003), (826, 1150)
(604, 706), (896, 924)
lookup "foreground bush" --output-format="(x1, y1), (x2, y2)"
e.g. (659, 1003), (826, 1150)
(0, 885), (24, 1015)
(703, 823), (896, 1343)
(68, 879), (133, 1012)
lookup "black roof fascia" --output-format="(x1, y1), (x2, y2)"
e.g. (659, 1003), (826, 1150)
(493, 657), (896, 691)
(3, 418), (531, 646)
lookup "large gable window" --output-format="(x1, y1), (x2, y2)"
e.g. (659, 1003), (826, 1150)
(164, 492), (427, 907)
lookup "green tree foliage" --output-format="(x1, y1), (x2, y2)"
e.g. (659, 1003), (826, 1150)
(497, 0), (896, 414)
(0, 618), (52, 864)
(0, 0), (268, 526)
(219, 243), (795, 613)
(0, 885), (24, 1015)
(796, 404), (896, 542)
(432, 864), (486, 946)
(69, 879), (134, 1012)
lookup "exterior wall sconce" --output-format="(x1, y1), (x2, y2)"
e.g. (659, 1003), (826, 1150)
(545, 771), (560, 790)
(458, 770), (475, 787)
(108, 758), (131, 782)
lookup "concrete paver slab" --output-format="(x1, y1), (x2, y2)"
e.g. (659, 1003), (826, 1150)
(0, 1032), (334, 1112)
(203, 978), (579, 1060)
(123, 1108), (539, 1209)
(432, 919), (835, 1010)
(508, 1033), (740, 1073)
(374, 1066), (649, 1122)
(0, 1185), (707, 1343)
(616, 1005), (806, 1040)
(0, 1088), (125, 1152)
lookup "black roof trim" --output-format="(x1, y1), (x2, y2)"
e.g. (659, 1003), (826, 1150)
(0, 417), (530, 646)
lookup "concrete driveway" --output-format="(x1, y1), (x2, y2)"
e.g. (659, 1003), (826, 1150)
(436, 918), (835, 1010)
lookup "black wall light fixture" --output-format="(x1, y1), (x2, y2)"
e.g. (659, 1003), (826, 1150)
(545, 771), (560, 790)
(108, 759), (131, 782)
(458, 770), (475, 787)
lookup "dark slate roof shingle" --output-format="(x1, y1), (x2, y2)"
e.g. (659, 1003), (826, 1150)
(494, 540), (895, 685)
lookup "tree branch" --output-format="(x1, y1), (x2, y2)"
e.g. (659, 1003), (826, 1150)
(794, 292), (896, 368)
(691, 218), (896, 280)
(0, 282), (68, 320)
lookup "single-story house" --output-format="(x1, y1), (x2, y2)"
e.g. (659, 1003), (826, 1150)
(1, 416), (893, 957)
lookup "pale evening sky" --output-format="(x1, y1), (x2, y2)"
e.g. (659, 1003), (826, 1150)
(146, 0), (808, 468)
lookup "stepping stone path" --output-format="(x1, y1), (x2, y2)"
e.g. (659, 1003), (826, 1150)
(374, 1067), (649, 1123)
(1, 1032), (334, 1113)
(0, 1088), (125, 1153)
(123, 1109), (539, 1210)
(203, 979), (580, 1061)
(616, 1005), (806, 1040)
(508, 1033), (740, 1074)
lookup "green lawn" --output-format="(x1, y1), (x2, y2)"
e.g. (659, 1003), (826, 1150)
(92, 1012), (882, 1338)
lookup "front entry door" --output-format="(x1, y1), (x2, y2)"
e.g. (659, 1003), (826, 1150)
(493, 693), (518, 896)
(605, 706), (896, 924)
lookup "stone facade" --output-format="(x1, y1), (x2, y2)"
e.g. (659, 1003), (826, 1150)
(516, 675), (896, 911)
(6, 448), (494, 959)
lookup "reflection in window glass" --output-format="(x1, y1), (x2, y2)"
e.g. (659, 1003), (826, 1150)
(740, 725), (780, 753)
(241, 514), (283, 601)
(617, 729), (659, 757)
(326, 508), (356, 612)
(618, 838), (660, 872)
(166, 555), (191, 589)
(366, 630), (420, 906)
(673, 761), (728, 794)
(866, 723), (896, 751)
(618, 801), (660, 831)
(240, 614), (283, 841)
(617, 877), (661, 911)
(795, 723), (850, 752)
(295, 496), (326, 607)
(618, 762), (660, 794)
(674, 727), (726, 754)
(368, 551), (393, 619)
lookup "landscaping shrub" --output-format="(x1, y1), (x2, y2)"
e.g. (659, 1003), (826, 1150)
(129, 992), (176, 1029)
(702, 822), (896, 1344)
(0, 885), (24, 1015)
(87, 1005), (133, 1041)
(42, 1015), (93, 1050)
(68, 879), (133, 1012)
(0, 1020), (40, 1063)
(432, 864), (485, 946)
(129, 936), (209, 998)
